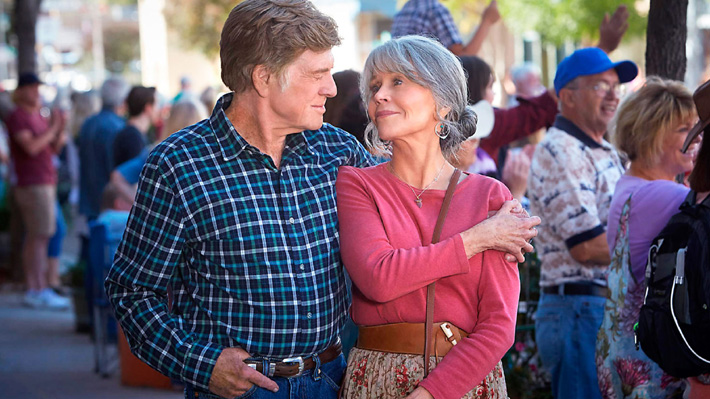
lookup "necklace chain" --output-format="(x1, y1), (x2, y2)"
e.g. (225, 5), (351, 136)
(388, 161), (446, 208)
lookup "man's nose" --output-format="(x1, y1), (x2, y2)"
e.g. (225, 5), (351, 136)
(323, 74), (337, 98)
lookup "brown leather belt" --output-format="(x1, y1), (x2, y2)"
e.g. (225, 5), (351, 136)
(244, 342), (342, 378)
(356, 322), (468, 358)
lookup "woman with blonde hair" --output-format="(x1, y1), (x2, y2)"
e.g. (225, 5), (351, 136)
(596, 76), (701, 398)
(336, 35), (540, 399)
(161, 99), (208, 142)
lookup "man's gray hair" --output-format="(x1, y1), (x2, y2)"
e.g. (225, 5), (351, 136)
(100, 77), (129, 109)
(361, 35), (476, 158)
(511, 62), (541, 85)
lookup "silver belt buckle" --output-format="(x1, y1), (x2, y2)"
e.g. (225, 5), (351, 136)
(282, 356), (304, 378)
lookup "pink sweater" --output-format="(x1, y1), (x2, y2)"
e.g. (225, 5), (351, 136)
(336, 164), (520, 399)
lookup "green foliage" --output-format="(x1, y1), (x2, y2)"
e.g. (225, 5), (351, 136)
(66, 260), (86, 287)
(446, 0), (647, 45)
(164, 0), (240, 57)
(103, 26), (140, 73)
(106, 0), (136, 5)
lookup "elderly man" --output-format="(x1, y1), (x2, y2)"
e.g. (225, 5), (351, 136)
(528, 48), (638, 399)
(508, 63), (545, 107)
(105, 1), (373, 398)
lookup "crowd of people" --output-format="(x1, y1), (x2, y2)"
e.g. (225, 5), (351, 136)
(0, 72), (215, 311)
(3, 0), (710, 398)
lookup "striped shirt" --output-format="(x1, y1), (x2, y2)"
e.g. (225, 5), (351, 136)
(391, 0), (462, 49)
(105, 93), (374, 390)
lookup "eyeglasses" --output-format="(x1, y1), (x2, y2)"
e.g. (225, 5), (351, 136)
(567, 81), (626, 98)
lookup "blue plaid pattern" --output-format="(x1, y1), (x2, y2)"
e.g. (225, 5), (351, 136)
(105, 93), (374, 390)
(391, 0), (462, 49)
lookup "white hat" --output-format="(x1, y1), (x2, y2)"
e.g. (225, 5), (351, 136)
(468, 100), (494, 140)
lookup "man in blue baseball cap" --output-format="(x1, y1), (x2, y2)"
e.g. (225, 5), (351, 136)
(528, 47), (638, 399)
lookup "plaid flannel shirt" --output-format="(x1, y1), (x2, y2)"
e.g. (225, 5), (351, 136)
(391, 0), (462, 49)
(105, 93), (374, 390)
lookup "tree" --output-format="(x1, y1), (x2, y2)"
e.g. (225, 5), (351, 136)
(645, 0), (687, 80)
(13, 0), (42, 74)
(164, 0), (239, 58)
(103, 26), (141, 73)
(447, 0), (647, 47)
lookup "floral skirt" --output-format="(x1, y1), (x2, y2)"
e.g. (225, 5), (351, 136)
(340, 347), (508, 398)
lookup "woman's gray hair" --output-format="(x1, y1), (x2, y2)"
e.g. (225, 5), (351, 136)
(360, 35), (477, 157)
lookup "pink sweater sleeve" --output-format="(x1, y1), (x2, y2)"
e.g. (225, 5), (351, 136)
(336, 166), (470, 303)
(420, 249), (520, 399)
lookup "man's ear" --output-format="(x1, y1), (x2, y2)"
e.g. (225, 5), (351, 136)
(558, 88), (576, 109)
(252, 65), (271, 98)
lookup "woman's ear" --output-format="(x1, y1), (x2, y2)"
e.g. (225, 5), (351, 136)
(252, 65), (271, 98)
(438, 106), (451, 119)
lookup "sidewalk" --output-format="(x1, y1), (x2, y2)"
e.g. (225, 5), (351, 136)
(0, 289), (182, 399)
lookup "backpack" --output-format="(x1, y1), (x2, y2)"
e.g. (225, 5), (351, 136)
(635, 191), (710, 378)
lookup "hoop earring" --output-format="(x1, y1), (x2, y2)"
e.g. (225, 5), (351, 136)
(435, 123), (449, 139)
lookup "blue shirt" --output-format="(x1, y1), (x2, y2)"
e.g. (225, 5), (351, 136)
(105, 93), (374, 390)
(116, 148), (149, 185)
(391, 0), (462, 49)
(78, 108), (125, 218)
(96, 209), (130, 242)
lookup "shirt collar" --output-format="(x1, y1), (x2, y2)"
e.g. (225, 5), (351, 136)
(553, 115), (605, 149)
(209, 93), (317, 162)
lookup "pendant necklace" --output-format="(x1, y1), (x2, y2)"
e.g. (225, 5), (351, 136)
(388, 161), (446, 208)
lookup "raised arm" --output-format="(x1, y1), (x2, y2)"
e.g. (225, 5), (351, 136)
(479, 90), (557, 163)
(448, 0), (501, 56)
(597, 5), (629, 54)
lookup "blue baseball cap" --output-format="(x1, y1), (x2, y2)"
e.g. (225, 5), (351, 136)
(553, 47), (638, 95)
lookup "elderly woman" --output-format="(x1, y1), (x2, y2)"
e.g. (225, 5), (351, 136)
(336, 36), (540, 399)
(595, 77), (702, 398)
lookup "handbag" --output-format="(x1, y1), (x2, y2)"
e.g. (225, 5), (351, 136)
(424, 168), (461, 376)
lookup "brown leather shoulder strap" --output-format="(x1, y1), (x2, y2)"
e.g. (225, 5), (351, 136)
(424, 168), (461, 376)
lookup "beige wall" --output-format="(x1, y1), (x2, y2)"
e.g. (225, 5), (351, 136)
(165, 30), (223, 99)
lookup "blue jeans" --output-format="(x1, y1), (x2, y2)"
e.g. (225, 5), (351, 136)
(48, 201), (66, 257)
(535, 293), (605, 399)
(185, 353), (346, 399)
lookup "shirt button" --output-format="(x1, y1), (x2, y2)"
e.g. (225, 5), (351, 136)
(299, 264), (305, 271)
(289, 217), (295, 224)
(307, 312), (312, 319)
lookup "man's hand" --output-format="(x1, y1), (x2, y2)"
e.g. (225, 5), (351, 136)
(208, 347), (279, 398)
(501, 149), (532, 202)
(481, 0), (501, 26)
(50, 108), (67, 132)
(598, 5), (629, 54)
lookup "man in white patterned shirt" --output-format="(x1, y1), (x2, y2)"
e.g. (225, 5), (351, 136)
(528, 48), (637, 399)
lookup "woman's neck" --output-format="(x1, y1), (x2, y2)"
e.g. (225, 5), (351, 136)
(389, 144), (453, 190)
(626, 161), (676, 182)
